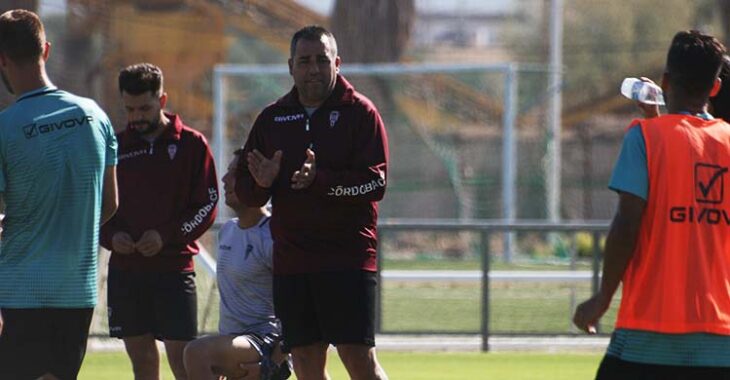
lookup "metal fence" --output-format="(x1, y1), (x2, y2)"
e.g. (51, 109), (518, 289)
(376, 219), (610, 351)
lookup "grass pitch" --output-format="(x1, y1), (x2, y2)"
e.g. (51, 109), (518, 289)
(79, 351), (603, 380)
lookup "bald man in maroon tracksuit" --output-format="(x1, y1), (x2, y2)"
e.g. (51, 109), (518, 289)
(236, 25), (389, 380)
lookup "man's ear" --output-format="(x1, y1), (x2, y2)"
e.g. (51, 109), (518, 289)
(41, 41), (50, 62)
(159, 92), (168, 109)
(710, 77), (722, 97)
(288, 58), (293, 76)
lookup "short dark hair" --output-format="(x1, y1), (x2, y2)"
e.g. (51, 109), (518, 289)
(118, 63), (164, 96)
(0, 9), (45, 64)
(233, 147), (244, 157)
(290, 25), (338, 58)
(666, 30), (726, 100)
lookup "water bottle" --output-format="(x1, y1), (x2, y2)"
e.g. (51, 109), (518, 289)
(620, 77), (665, 105)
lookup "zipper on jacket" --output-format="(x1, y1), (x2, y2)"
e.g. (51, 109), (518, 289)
(148, 141), (154, 155)
(305, 116), (314, 150)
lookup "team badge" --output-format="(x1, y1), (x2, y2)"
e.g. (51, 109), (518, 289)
(168, 144), (178, 160)
(329, 111), (340, 128)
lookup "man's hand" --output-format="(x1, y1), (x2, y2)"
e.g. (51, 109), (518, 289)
(573, 293), (610, 334)
(636, 77), (661, 118)
(136, 230), (163, 257)
(111, 232), (136, 254)
(247, 150), (282, 188)
(291, 149), (316, 190)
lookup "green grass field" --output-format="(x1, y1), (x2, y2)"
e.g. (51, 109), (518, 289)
(382, 281), (620, 334)
(79, 351), (603, 380)
(188, 265), (619, 336)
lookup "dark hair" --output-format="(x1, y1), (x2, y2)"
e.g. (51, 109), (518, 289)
(118, 63), (164, 96)
(290, 25), (337, 58)
(666, 30), (726, 100)
(0, 9), (45, 64)
(233, 148), (244, 157)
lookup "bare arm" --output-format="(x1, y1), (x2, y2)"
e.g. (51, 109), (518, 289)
(101, 165), (118, 225)
(573, 191), (646, 333)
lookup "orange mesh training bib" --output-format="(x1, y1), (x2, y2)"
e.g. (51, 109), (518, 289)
(616, 114), (730, 334)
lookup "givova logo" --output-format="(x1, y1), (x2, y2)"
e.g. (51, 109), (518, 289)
(22, 123), (37, 138)
(695, 163), (728, 204)
(22, 115), (94, 139)
(670, 162), (730, 225)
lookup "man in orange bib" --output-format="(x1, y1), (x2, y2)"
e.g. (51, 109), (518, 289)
(573, 30), (730, 379)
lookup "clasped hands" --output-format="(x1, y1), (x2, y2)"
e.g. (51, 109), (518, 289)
(112, 230), (163, 256)
(246, 149), (316, 190)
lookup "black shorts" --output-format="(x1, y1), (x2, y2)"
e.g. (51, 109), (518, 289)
(107, 268), (197, 341)
(241, 332), (281, 358)
(596, 354), (730, 380)
(273, 270), (376, 348)
(0, 307), (93, 380)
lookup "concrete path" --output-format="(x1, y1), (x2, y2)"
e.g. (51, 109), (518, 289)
(88, 334), (609, 353)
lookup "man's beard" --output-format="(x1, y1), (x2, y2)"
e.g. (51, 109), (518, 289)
(129, 118), (161, 137)
(1, 70), (14, 95)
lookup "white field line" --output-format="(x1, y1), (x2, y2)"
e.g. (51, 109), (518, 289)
(381, 270), (597, 282)
(88, 335), (609, 353)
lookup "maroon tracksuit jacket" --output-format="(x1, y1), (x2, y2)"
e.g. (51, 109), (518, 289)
(100, 113), (218, 272)
(236, 75), (388, 275)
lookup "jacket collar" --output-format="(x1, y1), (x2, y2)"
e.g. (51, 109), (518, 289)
(276, 74), (356, 109)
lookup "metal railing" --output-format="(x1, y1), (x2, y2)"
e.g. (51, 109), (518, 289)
(377, 218), (610, 351)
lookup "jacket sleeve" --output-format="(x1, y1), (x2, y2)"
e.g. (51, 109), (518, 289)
(235, 113), (273, 207)
(156, 136), (219, 248)
(309, 107), (388, 203)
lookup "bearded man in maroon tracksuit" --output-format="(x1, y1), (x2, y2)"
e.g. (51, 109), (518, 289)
(100, 63), (218, 380)
(236, 26), (389, 380)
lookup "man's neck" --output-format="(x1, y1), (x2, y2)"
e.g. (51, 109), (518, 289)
(666, 96), (709, 115)
(13, 66), (52, 97)
(667, 106), (709, 115)
(299, 98), (326, 108)
(298, 86), (335, 108)
(236, 208), (267, 229)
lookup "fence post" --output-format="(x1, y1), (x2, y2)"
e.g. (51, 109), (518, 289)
(376, 229), (383, 334)
(591, 230), (601, 333)
(481, 230), (491, 352)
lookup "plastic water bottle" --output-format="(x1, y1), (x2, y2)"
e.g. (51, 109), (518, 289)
(620, 77), (665, 105)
